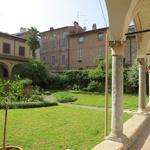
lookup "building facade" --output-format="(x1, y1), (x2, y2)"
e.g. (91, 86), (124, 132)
(14, 27), (41, 60)
(68, 27), (107, 69)
(40, 21), (84, 72)
(40, 23), (137, 72)
(0, 32), (31, 78)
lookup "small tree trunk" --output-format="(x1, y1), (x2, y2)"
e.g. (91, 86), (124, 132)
(32, 50), (36, 59)
(3, 108), (8, 150)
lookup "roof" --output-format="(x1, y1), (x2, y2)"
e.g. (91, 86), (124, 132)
(41, 26), (73, 34)
(0, 32), (26, 42)
(68, 27), (108, 37)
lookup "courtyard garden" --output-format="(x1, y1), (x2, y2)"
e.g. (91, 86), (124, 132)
(52, 90), (148, 110)
(0, 106), (132, 150)
(0, 59), (147, 149)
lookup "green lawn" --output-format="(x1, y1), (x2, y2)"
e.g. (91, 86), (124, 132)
(0, 106), (132, 150)
(52, 91), (148, 110)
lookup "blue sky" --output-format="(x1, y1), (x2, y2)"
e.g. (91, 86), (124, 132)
(0, 0), (108, 33)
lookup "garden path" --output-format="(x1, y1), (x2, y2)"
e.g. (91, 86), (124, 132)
(58, 103), (136, 114)
(43, 95), (136, 114)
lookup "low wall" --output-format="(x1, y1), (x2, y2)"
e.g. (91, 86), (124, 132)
(92, 108), (150, 150)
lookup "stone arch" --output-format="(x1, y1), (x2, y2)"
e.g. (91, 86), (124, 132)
(11, 63), (22, 77)
(134, 0), (150, 58)
(0, 62), (9, 79)
(105, 0), (143, 41)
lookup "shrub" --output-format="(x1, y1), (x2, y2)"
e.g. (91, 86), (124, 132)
(87, 81), (103, 92)
(14, 59), (49, 88)
(63, 70), (90, 89)
(27, 95), (44, 102)
(32, 86), (43, 95)
(53, 92), (77, 103)
(0, 101), (58, 109)
(124, 62), (138, 94)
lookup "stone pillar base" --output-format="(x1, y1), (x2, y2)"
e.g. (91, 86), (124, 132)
(147, 102), (150, 107)
(137, 108), (146, 113)
(105, 133), (129, 148)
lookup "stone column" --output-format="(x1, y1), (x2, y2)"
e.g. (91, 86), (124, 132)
(148, 66), (150, 106)
(137, 58), (146, 112)
(108, 41), (126, 140)
(148, 67), (150, 105)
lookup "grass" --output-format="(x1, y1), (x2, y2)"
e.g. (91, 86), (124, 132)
(0, 106), (132, 150)
(52, 90), (148, 110)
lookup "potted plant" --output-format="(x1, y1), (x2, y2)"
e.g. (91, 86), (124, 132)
(0, 78), (24, 150)
(21, 79), (32, 97)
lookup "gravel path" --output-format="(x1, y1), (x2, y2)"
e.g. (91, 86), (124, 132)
(43, 95), (136, 114)
(58, 103), (136, 114)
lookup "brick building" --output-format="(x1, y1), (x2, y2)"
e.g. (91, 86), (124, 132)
(68, 26), (107, 69)
(40, 21), (84, 72)
(40, 22), (137, 72)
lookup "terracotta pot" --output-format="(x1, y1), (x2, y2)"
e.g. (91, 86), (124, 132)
(0, 146), (23, 150)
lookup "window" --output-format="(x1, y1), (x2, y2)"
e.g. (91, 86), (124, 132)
(19, 46), (25, 56)
(96, 46), (105, 60)
(60, 32), (68, 47)
(98, 33), (104, 41)
(51, 55), (56, 65)
(78, 48), (83, 61)
(61, 55), (66, 65)
(62, 32), (68, 39)
(79, 36), (85, 43)
(3, 43), (10, 54)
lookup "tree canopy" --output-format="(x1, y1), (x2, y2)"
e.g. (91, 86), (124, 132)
(26, 27), (41, 58)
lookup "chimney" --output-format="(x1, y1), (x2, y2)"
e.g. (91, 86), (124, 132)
(83, 26), (87, 31)
(50, 27), (54, 31)
(74, 21), (79, 26)
(20, 27), (26, 33)
(92, 24), (97, 30)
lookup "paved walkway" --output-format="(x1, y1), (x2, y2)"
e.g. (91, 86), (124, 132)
(43, 95), (136, 114)
(58, 102), (136, 114)
(129, 117), (150, 150)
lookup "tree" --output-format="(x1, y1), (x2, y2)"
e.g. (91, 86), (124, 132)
(0, 77), (29, 150)
(14, 59), (49, 87)
(26, 27), (40, 58)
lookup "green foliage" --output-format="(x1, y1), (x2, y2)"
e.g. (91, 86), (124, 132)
(21, 79), (32, 87)
(63, 70), (90, 89)
(0, 77), (48, 108)
(15, 59), (49, 87)
(26, 27), (40, 58)
(124, 62), (138, 94)
(47, 58), (111, 92)
(0, 102), (57, 109)
(87, 81), (102, 92)
(48, 73), (67, 89)
(0, 77), (25, 108)
(53, 92), (77, 103)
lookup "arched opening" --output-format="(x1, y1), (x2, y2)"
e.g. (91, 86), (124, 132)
(11, 63), (22, 78)
(0, 63), (9, 79)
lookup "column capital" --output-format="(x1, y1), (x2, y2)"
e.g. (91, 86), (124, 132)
(146, 53), (150, 68)
(109, 40), (127, 57)
(137, 58), (146, 65)
(147, 66), (150, 72)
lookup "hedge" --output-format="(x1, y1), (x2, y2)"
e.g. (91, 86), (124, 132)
(0, 101), (58, 109)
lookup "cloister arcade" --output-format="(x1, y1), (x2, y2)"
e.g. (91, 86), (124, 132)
(93, 0), (150, 149)
(0, 57), (27, 78)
